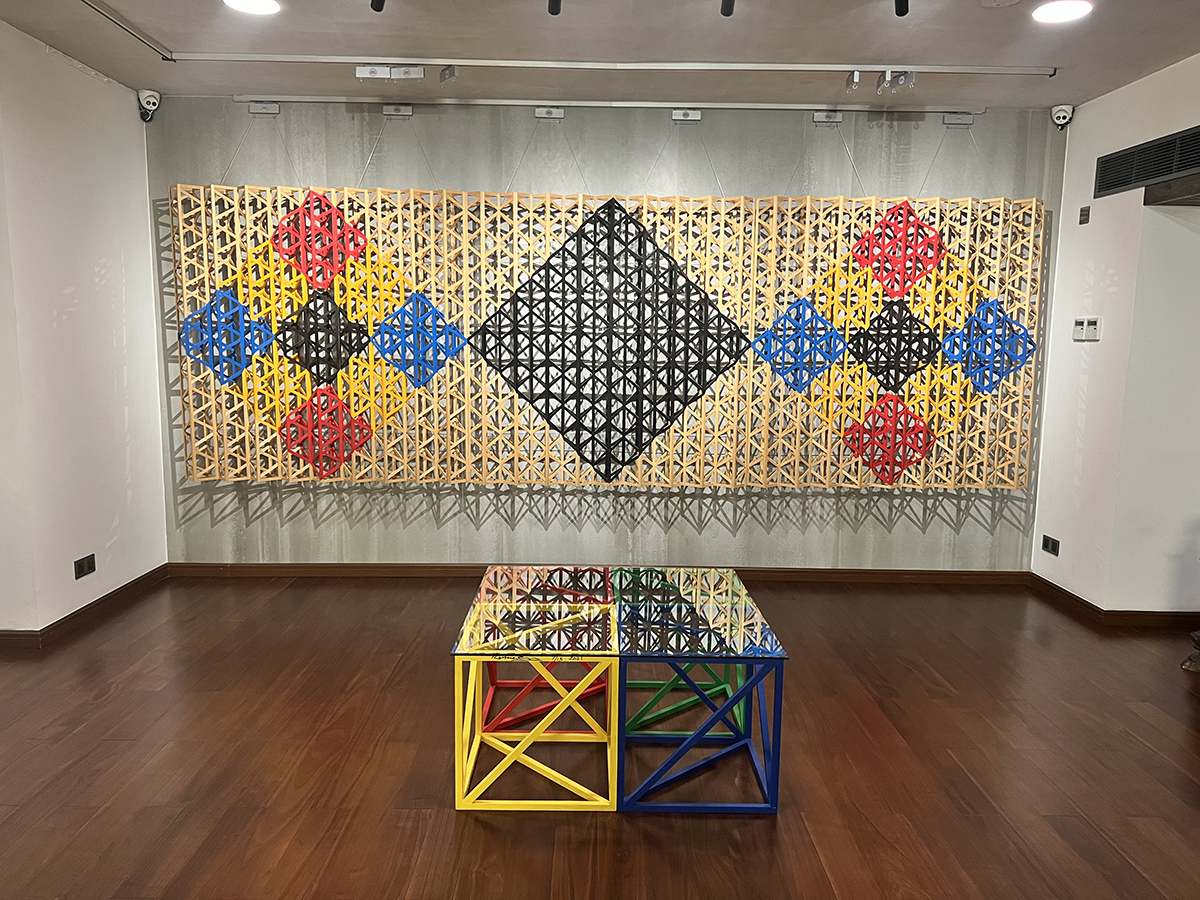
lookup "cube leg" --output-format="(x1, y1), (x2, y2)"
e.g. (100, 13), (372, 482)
(618, 657), (784, 813)
(455, 655), (618, 811)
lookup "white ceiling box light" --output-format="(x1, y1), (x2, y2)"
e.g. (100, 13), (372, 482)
(223, 0), (282, 15)
(1032, 1), (1094, 23)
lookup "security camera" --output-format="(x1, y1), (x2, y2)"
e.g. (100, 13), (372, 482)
(138, 90), (161, 123)
(1051, 104), (1075, 130)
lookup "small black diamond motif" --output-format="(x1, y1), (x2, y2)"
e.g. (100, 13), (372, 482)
(277, 290), (370, 385)
(470, 199), (750, 482)
(847, 302), (941, 393)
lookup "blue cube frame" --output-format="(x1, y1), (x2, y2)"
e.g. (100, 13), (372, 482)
(617, 656), (784, 813)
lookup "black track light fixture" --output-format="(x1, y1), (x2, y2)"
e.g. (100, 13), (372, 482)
(371, 0), (386, 11)
(551, 0), (732, 17)
(894, 0), (909, 15)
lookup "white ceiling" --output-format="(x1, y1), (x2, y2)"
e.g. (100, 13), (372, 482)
(2, 0), (1199, 110)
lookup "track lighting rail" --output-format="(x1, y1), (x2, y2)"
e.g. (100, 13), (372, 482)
(175, 53), (1055, 78)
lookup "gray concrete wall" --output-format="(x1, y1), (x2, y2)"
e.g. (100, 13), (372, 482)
(146, 98), (1065, 569)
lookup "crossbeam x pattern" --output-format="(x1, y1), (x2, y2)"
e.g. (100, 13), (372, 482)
(456, 658), (618, 810)
(618, 659), (783, 813)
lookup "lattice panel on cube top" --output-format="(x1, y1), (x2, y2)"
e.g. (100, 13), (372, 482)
(171, 186), (1044, 489)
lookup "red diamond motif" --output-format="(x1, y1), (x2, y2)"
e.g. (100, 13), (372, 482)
(280, 387), (373, 479)
(272, 191), (368, 291)
(843, 393), (935, 485)
(851, 202), (945, 299)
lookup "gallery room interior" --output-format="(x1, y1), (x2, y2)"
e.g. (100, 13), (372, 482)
(1, 0), (1199, 896)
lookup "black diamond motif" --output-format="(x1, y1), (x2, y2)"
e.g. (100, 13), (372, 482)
(277, 290), (370, 385)
(470, 199), (750, 482)
(847, 302), (941, 393)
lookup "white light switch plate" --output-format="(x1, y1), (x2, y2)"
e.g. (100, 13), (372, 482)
(1073, 316), (1102, 342)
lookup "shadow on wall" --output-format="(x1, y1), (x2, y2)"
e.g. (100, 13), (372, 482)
(171, 480), (1034, 538)
(153, 198), (1040, 541)
(1170, 519), (1200, 610)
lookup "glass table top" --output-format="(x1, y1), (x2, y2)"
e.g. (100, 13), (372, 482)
(453, 566), (786, 659)
(454, 566), (619, 656)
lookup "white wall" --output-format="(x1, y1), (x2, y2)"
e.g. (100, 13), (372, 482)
(0, 20), (166, 630)
(1033, 51), (1200, 611)
(0, 116), (38, 630)
(1106, 208), (1200, 611)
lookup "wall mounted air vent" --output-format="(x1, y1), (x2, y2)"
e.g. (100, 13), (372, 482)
(1094, 124), (1200, 198)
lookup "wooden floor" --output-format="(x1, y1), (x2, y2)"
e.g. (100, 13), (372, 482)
(1, 576), (1198, 899)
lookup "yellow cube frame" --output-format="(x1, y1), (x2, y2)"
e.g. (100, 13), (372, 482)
(453, 567), (620, 811)
(454, 656), (619, 811)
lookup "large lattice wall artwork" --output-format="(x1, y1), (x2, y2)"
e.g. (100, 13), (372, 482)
(171, 186), (1044, 489)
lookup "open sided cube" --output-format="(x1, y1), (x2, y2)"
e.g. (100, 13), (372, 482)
(614, 568), (787, 813)
(453, 566), (619, 811)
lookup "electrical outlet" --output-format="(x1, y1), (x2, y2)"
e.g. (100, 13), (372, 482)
(1079, 206), (1091, 225)
(1041, 535), (1060, 557)
(74, 554), (96, 580)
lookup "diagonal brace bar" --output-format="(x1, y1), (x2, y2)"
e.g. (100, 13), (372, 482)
(628, 663), (772, 803)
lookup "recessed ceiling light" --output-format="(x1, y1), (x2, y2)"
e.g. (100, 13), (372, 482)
(224, 0), (282, 14)
(1032, 1), (1093, 23)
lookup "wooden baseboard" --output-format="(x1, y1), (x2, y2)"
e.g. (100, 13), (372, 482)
(5, 563), (1198, 651)
(735, 567), (1029, 586)
(0, 563), (170, 650)
(0, 630), (43, 650)
(171, 563), (1029, 586)
(1026, 574), (1200, 629)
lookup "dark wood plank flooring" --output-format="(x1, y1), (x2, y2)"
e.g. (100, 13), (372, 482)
(1, 576), (1198, 899)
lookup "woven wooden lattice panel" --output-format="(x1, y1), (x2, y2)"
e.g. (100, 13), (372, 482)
(171, 186), (1044, 489)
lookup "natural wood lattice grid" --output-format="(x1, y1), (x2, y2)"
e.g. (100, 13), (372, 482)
(170, 185), (1044, 489)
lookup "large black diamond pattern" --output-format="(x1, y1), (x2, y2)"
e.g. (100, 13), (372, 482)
(471, 199), (750, 482)
(846, 302), (941, 394)
(277, 290), (370, 385)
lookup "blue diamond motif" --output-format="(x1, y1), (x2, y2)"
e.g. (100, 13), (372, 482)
(752, 297), (847, 394)
(371, 292), (467, 388)
(942, 298), (1036, 393)
(179, 288), (275, 386)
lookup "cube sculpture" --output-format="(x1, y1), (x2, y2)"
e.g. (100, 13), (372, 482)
(453, 567), (620, 811)
(453, 566), (787, 813)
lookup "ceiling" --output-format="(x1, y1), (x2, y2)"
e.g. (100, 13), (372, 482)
(2, 0), (1199, 111)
